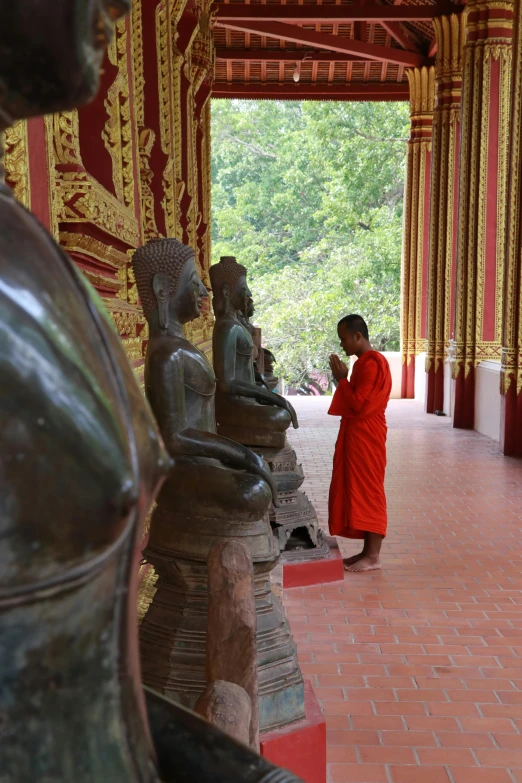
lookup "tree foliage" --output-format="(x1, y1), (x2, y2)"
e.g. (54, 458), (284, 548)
(211, 98), (409, 385)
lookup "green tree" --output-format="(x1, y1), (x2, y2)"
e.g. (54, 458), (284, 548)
(211, 98), (408, 386)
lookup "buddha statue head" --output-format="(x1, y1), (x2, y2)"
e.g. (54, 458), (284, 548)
(0, 0), (131, 123)
(132, 238), (208, 333)
(210, 256), (251, 316)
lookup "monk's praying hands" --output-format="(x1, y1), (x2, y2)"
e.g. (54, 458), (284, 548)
(329, 354), (349, 382)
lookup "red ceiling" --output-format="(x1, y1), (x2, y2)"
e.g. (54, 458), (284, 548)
(212, 0), (461, 100)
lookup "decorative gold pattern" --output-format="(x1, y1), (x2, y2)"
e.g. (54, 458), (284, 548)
(82, 268), (123, 294)
(4, 121), (31, 208)
(138, 128), (163, 240)
(453, 0), (513, 380)
(401, 66), (435, 368)
(425, 14), (465, 375)
(103, 19), (135, 210)
(60, 231), (129, 268)
(502, 0), (522, 394)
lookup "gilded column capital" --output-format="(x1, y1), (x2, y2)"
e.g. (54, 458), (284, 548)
(406, 66), (435, 144)
(434, 14), (466, 83)
(433, 14), (466, 120)
(464, 0), (514, 47)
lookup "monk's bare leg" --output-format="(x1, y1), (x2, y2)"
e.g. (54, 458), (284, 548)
(345, 533), (383, 573)
(343, 533), (369, 568)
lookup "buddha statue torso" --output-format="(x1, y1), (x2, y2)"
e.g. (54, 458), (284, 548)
(146, 333), (217, 435)
(210, 257), (295, 449)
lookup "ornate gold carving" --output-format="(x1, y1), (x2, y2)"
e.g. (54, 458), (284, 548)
(106, 298), (145, 338)
(501, 0), (522, 394)
(426, 15), (465, 376)
(401, 66), (435, 368)
(81, 268), (123, 294)
(122, 336), (144, 361)
(453, 0), (513, 380)
(138, 128), (163, 240)
(55, 172), (139, 246)
(53, 111), (83, 166)
(4, 120), (31, 208)
(131, 0), (145, 128)
(47, 108), (139, 246)
(103, 19), (135, 210)
(60, 231), (129, 268)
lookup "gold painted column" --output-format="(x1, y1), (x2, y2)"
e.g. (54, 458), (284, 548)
(452, 0), (513, 428)
(425, 15), (466, 414)
(501, 0), (522, 454)
(401, 66), (435, 399)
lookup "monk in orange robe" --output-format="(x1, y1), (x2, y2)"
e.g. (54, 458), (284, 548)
(328, 314), (392, 572)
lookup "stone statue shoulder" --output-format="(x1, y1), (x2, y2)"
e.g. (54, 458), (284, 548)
(0, 191), (167, 595)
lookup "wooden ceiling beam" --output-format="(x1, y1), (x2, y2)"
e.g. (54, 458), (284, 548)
(379, 20), (423, 53)
(215, 20), (427, 66)
(214, 2), (460, 23)
(215, 48), (367, 61)
(212, 82), (410, 100)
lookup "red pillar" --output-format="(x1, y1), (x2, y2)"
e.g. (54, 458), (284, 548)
(501, 0), (522, 454)
(425, 15), (465, 414)
(401, 67), (435, 399)
(452, 0), (513, 429)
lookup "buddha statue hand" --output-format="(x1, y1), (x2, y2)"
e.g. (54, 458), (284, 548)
(274, 392), (299, 429)
(223, 437), (280, 507)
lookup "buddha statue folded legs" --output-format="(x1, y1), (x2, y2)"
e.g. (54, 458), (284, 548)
(132, 239), (305, 731)
(211, 256), (329, 561)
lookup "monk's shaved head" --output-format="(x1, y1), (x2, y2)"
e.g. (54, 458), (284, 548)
(338, 314), (369, 340)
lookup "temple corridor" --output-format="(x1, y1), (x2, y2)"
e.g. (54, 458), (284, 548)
(286, 397), (522, 783)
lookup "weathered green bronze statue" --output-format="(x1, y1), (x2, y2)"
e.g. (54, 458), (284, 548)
(0, 2), (301, 780)
(211, 256), (329, 558)
(134, 239), (305, 732)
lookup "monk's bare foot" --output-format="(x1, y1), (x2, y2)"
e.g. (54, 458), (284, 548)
(343, 552), (365, 569)
(345, 556), (381, 573)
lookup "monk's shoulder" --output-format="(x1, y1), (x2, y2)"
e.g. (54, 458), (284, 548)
(368, 351), (390, 371)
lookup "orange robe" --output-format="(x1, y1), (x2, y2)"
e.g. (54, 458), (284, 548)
(328, 351), (392, 539)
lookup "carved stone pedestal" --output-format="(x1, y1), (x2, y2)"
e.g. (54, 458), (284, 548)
(139, 509), (305, 733)
(260, 680), (327, 783)
(255, 440), (330, 562)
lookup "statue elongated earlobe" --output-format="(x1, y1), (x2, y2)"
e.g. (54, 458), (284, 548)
(153, 272), (171, 330)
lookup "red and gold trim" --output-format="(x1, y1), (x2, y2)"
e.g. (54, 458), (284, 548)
(401, 66), (435, 398)
(452, 0), (512, 428)
(501, 0), (522, 453)
(425, 14), (465, 413)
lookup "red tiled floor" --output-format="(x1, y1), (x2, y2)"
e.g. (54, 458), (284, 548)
(285, 398), (522, 783)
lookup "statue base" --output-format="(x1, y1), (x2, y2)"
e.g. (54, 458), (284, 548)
(139, 510), (305, 733)
(255, 441), (330, 562)
(260, 680), (327, 783)
(283, 536), (345, 588)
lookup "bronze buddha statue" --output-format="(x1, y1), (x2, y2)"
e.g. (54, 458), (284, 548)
(0, 2), (301, 780)
(211, 256), (298, 449)
(211, 257), (329, 559)
(134, 239), (305, 732)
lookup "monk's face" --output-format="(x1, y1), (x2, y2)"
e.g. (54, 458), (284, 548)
(337, 324), (360, 357)
(0, 0), (131, 121)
